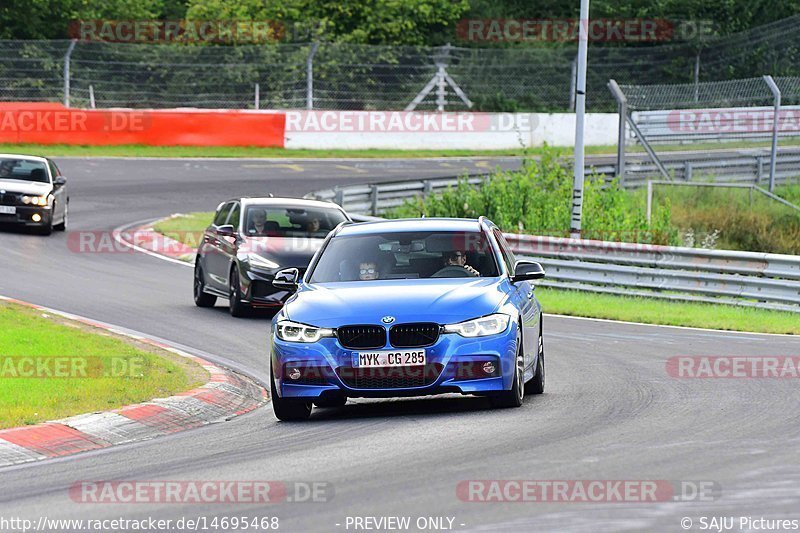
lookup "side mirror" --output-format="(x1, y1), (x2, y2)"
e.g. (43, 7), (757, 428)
(511, 260), (545, 282)
(273, 267), (300, 291)
(53, 176), (67, 187)
(216, 224), (236, 237)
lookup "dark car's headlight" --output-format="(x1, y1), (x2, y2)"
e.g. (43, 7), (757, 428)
(275, 319), (334, 343)
(247, 254), (280, 270)
(443, 313), (511, 338)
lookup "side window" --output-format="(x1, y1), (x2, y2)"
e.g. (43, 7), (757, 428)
(214, 203), (233, 226)
(492, 228), (516, 274)
(227, 203), (241, 229)
(48, 160), (60, 179)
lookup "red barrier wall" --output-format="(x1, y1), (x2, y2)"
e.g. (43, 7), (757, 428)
(0, 103), (285, 147)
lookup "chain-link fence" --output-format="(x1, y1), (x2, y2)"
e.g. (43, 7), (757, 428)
(1, 15), (800, 111)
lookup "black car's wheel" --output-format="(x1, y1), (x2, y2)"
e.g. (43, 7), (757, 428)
(491, 329), (524, 408)
(54, 202), (68, 231)
(271, 362), (312, 421)
(193, 262), (216, 308)
(228, 267), (251, 318)
(525, 319), (545, 395)
(314, 394), (347, 408)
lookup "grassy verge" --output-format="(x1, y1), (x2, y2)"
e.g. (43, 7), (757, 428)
(1, 139), (796, 159)
(0, 301), (207, 429)
(537, 288), (799, 335)
(152, 212), (212, 246)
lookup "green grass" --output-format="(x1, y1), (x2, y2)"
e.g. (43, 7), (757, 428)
(537, 288), (800, 335)
(152, 212), (213, 248)
(0, 301), (207, 429)
(1, 138), (797, 159)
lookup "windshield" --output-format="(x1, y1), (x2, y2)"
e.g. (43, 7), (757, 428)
(243, 205), (347, 238)
(0, 158), (49, 183)
(309, 230), (499, 282)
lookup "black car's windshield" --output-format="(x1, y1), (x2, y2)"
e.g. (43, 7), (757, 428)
(309, 230), (499, 282)
(0, 158), (49, 183)
(244, 205), (347, 238)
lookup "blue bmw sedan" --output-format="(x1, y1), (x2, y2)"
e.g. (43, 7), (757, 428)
(269, 217), (546, 420)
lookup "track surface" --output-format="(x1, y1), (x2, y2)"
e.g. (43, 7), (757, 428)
(0, 157), (799, 532)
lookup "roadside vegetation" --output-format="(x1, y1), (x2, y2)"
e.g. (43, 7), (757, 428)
(389, 149), (800, 254)
(0, 301), (206, 429)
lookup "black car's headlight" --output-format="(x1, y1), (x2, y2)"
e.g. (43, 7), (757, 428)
(275, 319), (334, 343)
(247, 253), (280, 270)
(443, 313), (511, 337)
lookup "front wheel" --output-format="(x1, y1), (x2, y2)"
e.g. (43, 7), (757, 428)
(271, 362), (312, 421)
(525, 326), (545, 395)
(54, 202), (68, 231)
(228, 267), (251, 318)
(491, 331), (524, 408)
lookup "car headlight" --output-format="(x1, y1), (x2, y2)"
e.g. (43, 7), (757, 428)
(247, 253), (279, 270)
(21, 195), (49, 206)
(443, 313), (511, 338)
(275, 319), (334, 343)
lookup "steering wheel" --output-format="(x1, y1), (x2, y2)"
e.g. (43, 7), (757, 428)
(431, 265), (478, 278)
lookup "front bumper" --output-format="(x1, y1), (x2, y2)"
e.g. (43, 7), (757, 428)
(271, 324), (518, 400)
(0, 206), (52, 227)
(241, 267), (291, 307)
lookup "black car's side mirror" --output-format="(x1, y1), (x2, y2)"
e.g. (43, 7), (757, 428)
(511, 260), (545, 282)
(53, 176), (67, 187)
(273, 267), (300, 291)
(216, 224), (236, 237)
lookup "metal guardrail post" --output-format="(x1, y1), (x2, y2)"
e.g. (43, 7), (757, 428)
(607, 80), (627, 184)
(684, 162), (693, 182)
(306, 42), (320, 110)
(335, 188), (344, 207)
(646, 180), (653, 224)
(763, 75), (781, 192)
(756, 156), (764, 185)
(370, 185), (379, 216)
(63, 40), (77, 108)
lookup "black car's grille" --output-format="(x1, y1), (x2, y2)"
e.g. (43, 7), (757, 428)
(337, 363), (443, 389)
(337, 325), (386, 349)
(0, 193), (19, 206)
(251, 280), (280, 299)
(390, 323), (440, 348)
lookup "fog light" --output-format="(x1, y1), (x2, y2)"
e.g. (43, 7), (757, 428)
(31, 214), (42, 222)
(287, 368), (301, 380)
(482, 362), (496, 375)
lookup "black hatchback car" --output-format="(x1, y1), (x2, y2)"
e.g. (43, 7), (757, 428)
(194, 197), (351, 317)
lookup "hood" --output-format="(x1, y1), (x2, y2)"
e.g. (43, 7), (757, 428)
(284, 277), (509, 327)
(0, 179), (52, 196)
(239, 236), (323, 269)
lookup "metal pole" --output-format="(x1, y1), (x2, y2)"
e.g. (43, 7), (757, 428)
(569, 54), (578, 112)
(89, 85), (95, 109)
(255, 83), (260, 110)
(306, 42), (320, 110)
(693, 52), (700, 102)
(569, 0), (590, 238)
(436, 65), (446, 112)
(607, 80), (627, 184)
(763, 75), (781, 192)
(646, 180), (653, 225)
(63, 40), (77, 108)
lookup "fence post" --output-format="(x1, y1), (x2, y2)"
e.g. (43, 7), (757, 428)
(763, 75), (781, 192)
(607, 79), (627, 185)
(306, 42), (320, 110)
(684, 161), (692, 182)
(569, 54), (578, 112)
(335, 188), (344, 207)
(254, 83), (260, 110)
(370, 185), (379, 216)
(646, 180), (653, 225)
(756, 155), (764, 185)
(63, 40), (77, 108)
(693, 51), (701, 102)
(88, 85), (95, 108)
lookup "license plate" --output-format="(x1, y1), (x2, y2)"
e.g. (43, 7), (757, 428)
(355, 350), (426, 368)
(0, 206), (15, 215)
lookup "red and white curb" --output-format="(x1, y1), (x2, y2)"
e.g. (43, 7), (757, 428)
(0, 296), (268, 468)
(112, 217), (197, 267)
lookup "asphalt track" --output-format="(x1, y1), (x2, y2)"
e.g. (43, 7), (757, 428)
(0, 156), (799, 532)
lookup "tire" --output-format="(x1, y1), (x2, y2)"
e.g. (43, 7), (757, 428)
(193, 262), (216, 308)
(228, 267), (251, 318)
(314, 394), (347, 408)
(53, 202), (67, 231)
(491, 329), (524, 408)
(271, 362), (312, 421)
(525, 320), (545, 395)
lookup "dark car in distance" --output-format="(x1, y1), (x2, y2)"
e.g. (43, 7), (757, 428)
(193, 197), (351, 317)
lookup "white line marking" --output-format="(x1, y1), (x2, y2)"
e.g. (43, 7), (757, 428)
(112, 219), (193, 268)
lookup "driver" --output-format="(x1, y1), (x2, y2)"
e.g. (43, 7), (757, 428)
(249, 209), (267, 235)
(441, 251), (480, 277)
(305, 216), (321, 234)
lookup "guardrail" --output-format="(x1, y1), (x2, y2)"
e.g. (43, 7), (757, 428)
(310, 177), (800, 313)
